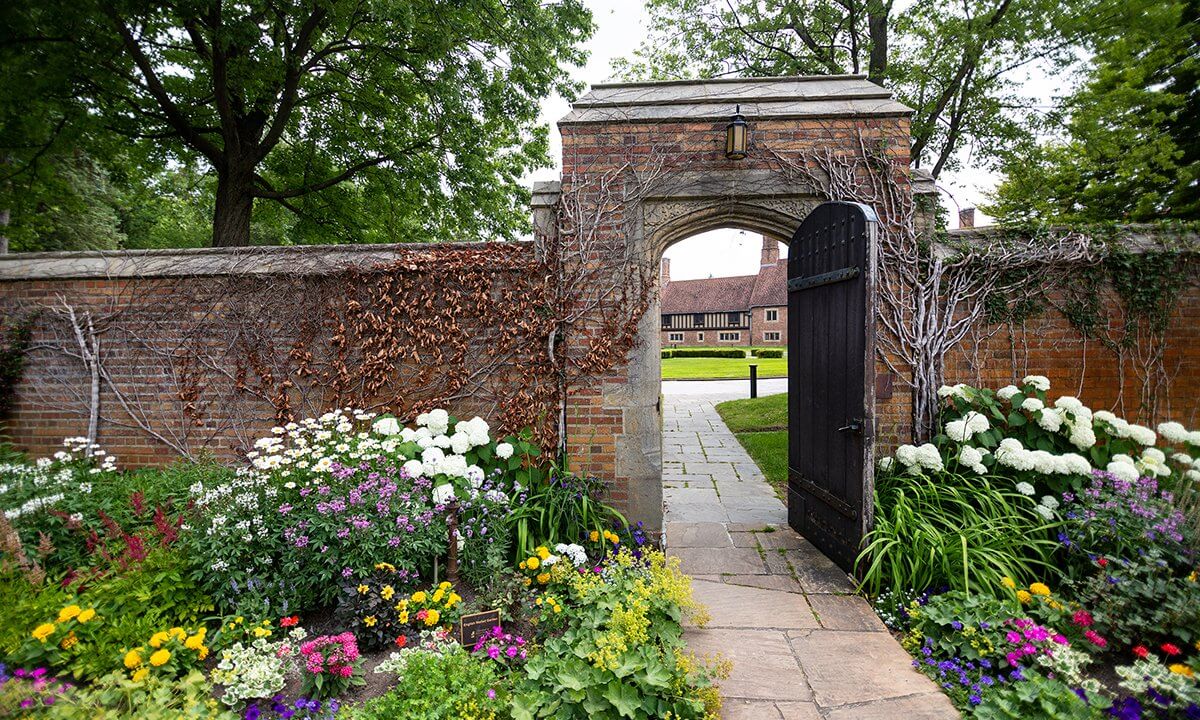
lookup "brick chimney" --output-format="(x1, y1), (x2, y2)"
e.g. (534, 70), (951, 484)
(959, 207), (975, 229)
(760, 237), (779, 266)
(661, 257), (671, 284)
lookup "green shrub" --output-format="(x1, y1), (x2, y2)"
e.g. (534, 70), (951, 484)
(342, 647), (507, 720)
(669, 348), (746, 358)
(857, 470), (1059, 596)
(508, 463), (626, 560)
(754, 349), (783, 358)
(37, 670), (236, 719)
(661, 350), (673, 359)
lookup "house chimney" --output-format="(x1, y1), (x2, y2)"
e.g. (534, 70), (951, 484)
(959, 207), (975, 229)
(661, 257), (670, 284)
(760, 237), (779, 266)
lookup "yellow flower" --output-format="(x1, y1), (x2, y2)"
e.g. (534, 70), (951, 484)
(535, 597), (543, 606)
(363, 615), (377, 627)
(519, 560), (527, 570)
(57, 605), (82, 623)
(357, 584), (370, 595)
(439, 581), (452, 590)
(394, 599), (409, 611)
(169, 627), (186, 641)
(537, 573), (551, 584)
(448, 593), (462, 606)
(1029, 583), (1051, 596)
(536, 546), (550, 560)
(1170, 664), (1195, 677)
(198, 646), (209, 660)
(381, 585), (395, 600)
(522, 577), (532, 586)
(252, 627), (271, 638)
(1000, 576), (1016, 589)
(76, 608), (96, 623)
(32, 623), (55, 642)
(124, 650), (143, 669)
(132, 668), (149, 682)
(553, 605), (562, 614)
(424, 609), (440, 626)
(398, 611), (409, 624)
(375, 562), (396, 572)
(1016, 590), (1033, 604)
(1189, 571), (1197, 583)
(432, 588), (445, 603)
(526, 556), (540, 570)
(149, 649), (171, 667)
(149, 631), (169, 648)
(60, 632), (78, 650)
(589, 531), (600, 542)
(234, 616), (244, 624)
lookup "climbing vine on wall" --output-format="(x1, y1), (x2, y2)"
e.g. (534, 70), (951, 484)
(0, 314), (33, 419)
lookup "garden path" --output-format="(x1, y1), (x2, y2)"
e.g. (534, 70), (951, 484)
(661, 390), (959, 720)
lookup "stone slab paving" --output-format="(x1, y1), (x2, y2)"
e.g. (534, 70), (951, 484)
(661, 390), (958, 720)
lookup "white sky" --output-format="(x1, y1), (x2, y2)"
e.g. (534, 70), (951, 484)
(530, 0), (1062, 282)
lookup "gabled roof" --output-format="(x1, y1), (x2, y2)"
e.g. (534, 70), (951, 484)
(749, 261), (787, 309)
(661, 274), (756, 314)
(561, 75), (913, 125)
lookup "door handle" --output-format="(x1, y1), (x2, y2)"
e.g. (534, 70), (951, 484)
(836, 420), (863, 434)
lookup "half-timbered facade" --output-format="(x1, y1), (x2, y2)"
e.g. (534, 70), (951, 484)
(660, 237), (787, 347)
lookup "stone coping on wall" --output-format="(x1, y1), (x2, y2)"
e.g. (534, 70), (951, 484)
(561, 75), (913, 124)
(0, 240), (536, 280)
(946, 224), (1199, 254)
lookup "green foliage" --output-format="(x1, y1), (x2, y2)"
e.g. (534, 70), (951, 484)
(511, 550), (725, 720)
(2, 0), (593, 247)
(42, 670), (236, 719)
(0, 574), (73, 657)
(661, 350), (673, 359)
(0, 314), (34, 418)
(858, 470), (1059, 597)
(509, 464), (627, 560)
(1069, 550), (1200, 649)
(342, 647), (507, 720)
(752, 349), (783, 359)
(907, 591), (1015, 661)
(667, 348), (746, 359)
(988, 0), (1199, 223)
(973, 673), (1108, 719)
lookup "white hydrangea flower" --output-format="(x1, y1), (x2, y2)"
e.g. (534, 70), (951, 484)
(914, 443), (944, 472)
(1188, 469), (1200, 482)
(1106, 460), (1139, 483)
(495, 442), (514, 460)
(438, 454), (469, 478)
(465, 465), (485, 488)
(433, 434), (452, 449)
(966, 413), (990, 434)
(449, 432), (472, 455)
(1158, 421), (1190, 444)
(1128, 424), (1157, 446)
(1022, 375), (1051, 392)
(878, 457), (895, 472)
(402, 459), (424, 478)
(958, 445), (987, 474)
(938, 384), (969, 400)
(432, 483), (456, 505)
(424, 409), (450, 435)
(421, 447), (446, 469)
(1142, 447), (1166, 464)
(372, 417), (401, 436)
(1068, 423), (1097, 450)
(895, 445), (919, 468)
(1021, 397), (1045, 413)
(1040, 495), (1060, 510)
(1036, 408), (1063, 432)
(1172, 452), (1194, 466)
(996, 439), (1036, 471)
(944, 419), (971, 443)
(1034, 504), (1055, 520)
(399, 427), (416, 442)
(1061, 453), (1092, 475)
(1189, 431), (1200, 446)
(996, 385), (1020, 402)
(1015, 481), (1035, 496)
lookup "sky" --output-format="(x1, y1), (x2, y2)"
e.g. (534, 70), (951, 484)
(529, 0), (1058, 282)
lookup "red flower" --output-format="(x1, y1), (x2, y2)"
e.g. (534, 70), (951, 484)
(280, 616), (300, 627)
(1133, 645), (1150, 659)
(1162, 643), (1182, 656)
(395, 635), (408, 648)
(1084, 630), (1108, 649)
(1097, 557), (1108, 568)
(1072, 610), (1094, 627)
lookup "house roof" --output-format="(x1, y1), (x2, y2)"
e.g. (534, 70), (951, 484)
(749, 261), (788, 309)
(561, 75), (913, 125)
(660, 274), (756, 314)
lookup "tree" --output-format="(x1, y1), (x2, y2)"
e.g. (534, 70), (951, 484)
(613, 0), (1085, 176)
(1, 0), (592, 247)
(988, 0), (1200, 223)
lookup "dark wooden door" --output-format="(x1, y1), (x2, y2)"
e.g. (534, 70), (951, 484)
(787, 201), (878, 573)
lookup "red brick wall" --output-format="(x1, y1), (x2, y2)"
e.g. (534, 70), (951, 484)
(750, 306), (787, 346)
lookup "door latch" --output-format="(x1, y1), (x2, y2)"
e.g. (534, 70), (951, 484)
(836, 419), (863, 434)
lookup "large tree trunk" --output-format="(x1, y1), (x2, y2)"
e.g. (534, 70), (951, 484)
(212, 163), (255, 247)
(867, 1), (889, 86)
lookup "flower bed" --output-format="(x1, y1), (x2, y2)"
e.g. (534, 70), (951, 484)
(867, 377), (1200, 718)
(0, 410), (725, 718)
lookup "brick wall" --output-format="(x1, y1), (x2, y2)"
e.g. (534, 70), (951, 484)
(750, 306), (787, 346)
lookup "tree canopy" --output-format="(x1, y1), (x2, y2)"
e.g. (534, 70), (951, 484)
(0, 0), (592, 248)
(613, 0), (1085, 177)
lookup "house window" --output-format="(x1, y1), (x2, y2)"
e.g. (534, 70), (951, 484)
(718, 332), (740, 342)
(693, 313), (704, 327)
(667, 332), (684, 342)
(763, 331), (781, 341)
(765, 309), (779, 322)
(662, 315), (672, 329)
(727, 312), (740, 326)
(696, 332), (704, 342)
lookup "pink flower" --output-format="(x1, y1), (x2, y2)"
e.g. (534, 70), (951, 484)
(1084, 630), (1107, 648)
(1006, 631), (1022, 644)
(338, 666), (353, 678)
(1072, 611), (1094, 627)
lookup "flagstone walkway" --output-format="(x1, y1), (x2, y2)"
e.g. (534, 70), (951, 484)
(662, 389), (958, 720)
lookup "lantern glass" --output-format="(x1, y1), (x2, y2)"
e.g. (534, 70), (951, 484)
(725, 107), (748, 159)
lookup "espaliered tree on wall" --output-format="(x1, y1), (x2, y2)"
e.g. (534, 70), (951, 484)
(1, 0), (592, 247)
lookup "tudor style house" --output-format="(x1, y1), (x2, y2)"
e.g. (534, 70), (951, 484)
(660, 238), (787, 347)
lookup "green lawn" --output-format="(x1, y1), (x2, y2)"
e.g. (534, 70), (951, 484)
(661, 356), (788, 380)
(715, 393), (788, 501)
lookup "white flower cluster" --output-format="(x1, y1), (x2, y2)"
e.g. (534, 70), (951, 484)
(1106, 448), (1176, 482)
(944, 412), (990, 442)
(1158, 421), (1200, 446)
(553, 542), (588, 567)
(1093, 411), (1157, 446)
(994, 438), (1091, 477)
(957, 445), (989, 474)
(212, 628), (307, 707)
(894, 443), (944, 473)
(1022, 375), (1051, 392)
(0, 438), (109, 520)
(937, 383), (971, 400)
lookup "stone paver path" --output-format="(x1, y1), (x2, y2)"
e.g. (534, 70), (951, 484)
(662, 389), (958, 720)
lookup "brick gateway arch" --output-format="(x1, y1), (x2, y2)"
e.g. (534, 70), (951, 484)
(532, 76), (931, 550)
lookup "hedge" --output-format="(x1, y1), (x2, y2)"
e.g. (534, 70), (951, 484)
(668, 348), (747, 359)
(661, 350), (673, 359)
(755, 349), (784, 358)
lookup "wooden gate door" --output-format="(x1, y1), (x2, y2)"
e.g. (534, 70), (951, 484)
(787, 201), (878, 573)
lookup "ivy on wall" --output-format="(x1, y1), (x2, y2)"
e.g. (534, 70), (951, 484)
(0, 315), (33, 419)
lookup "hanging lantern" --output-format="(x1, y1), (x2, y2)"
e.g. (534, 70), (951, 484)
(725, 104), (748, 160)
